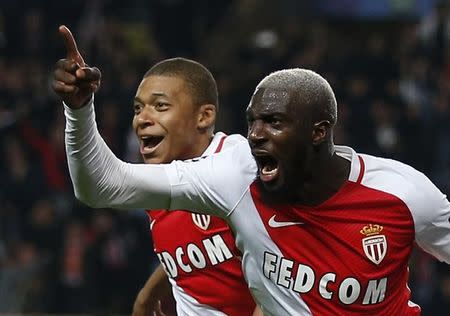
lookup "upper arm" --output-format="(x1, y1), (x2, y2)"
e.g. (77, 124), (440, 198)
(409, 174), (450, 264)
(166, 141), (257, 218)
(360, 155), (450, 264)
(65, 102), (256, 216)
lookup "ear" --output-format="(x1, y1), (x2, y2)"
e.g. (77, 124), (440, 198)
(312, 120), (331, 146)
(197, 104), (216, 131)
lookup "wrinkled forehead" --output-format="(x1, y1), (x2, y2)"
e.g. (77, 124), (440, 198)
(249, 87), (292, 112)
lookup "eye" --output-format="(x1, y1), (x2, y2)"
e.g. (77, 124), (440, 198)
(270, 118), (281, 125)
(265, 116), (282, 127)
(134, 103), (143, 115)
(155, 102), (169, 111)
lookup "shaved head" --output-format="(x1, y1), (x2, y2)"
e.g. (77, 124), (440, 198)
(256, 69), (337, 125)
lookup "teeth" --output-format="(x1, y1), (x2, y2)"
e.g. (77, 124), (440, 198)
(261, 166), (278, 175)
(140, 135), (163, 151)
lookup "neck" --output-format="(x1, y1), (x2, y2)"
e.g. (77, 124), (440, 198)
(294, 148), (350, 207)
(188, 133), (214, 158)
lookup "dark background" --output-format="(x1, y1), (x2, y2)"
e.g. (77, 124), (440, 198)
(0, 0), (449, 315)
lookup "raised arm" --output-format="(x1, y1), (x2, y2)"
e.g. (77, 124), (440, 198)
(64, 101), (172, 210)
(53, 26), (255, 216)
(52, 25), (100, 109)
(64, 89), (253, 214)
(52, 25), (172, 210)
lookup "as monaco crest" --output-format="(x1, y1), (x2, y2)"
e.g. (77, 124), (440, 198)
(360, 224), (387, 265)
(192, 213), (211, 230)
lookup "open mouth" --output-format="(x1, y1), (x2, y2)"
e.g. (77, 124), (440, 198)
(253, 153), (279, 183)
(140, 135), (164, 155)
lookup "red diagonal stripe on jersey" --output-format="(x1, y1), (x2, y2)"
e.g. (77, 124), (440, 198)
(357, 156), (365, 184)
(249, 180), (418, 315)
(214, 135), (227, 153)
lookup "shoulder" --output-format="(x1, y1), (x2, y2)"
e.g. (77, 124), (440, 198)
(204, 132), (247, 156)
(168, 135), (256, 217)
(223, 133), (247, 144)
(215, 132), (247, 151)
(360, 153), (440, 199)
(357, 152), (450, 263)
(226, 138), (255, 171)
(359, 153), (448, 228)
(206, 132), (254, 168)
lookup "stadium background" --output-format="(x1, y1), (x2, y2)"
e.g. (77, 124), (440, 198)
(0, 0), (449, 314)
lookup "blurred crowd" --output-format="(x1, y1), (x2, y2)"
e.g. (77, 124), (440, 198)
(0, 0), (449, 315)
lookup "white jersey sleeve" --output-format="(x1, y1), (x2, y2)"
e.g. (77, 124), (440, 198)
(166, 141), (257, 217)
(64, 100), (256, 218)
(407, 172), (450, 264)
(360, 153), (450, 264)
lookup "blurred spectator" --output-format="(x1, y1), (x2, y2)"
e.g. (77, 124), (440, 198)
(0, 242), (47, 313)
(419, 0), (450, 68)
(57, 219), (90, 313)
(429, 261), (450, 313)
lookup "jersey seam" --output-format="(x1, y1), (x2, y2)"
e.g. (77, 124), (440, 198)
(227, 186), (251, 217)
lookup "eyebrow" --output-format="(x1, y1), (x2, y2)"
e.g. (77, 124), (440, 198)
(248, 108), (287, 116)
(134, 92), (168, 104)
(134, 97), (144, 104)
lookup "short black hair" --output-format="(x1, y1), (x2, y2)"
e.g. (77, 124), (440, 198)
(144, 57), (219, 111)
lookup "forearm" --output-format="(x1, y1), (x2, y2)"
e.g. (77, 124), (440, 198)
(253, 305), (264, 316)
(138, 265), (172, 304)
(64, 99), (172, 210)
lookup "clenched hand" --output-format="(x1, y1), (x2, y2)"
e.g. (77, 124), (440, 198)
(52, 25), (101, 108)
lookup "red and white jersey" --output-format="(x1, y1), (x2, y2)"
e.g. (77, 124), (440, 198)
(164, 143), (450, 315)
(65, 103), (450, 316)
(147, 133), (256, 316)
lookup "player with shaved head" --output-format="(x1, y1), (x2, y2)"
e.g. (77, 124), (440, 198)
(54, 25), (450, 315)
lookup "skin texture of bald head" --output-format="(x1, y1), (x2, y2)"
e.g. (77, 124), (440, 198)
(256, 68), (338, 127)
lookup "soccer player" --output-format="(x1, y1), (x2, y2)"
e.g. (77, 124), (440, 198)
(54, 25), (450, 315)
(129, 58), (258, 316)
(53, 28), (257, 315)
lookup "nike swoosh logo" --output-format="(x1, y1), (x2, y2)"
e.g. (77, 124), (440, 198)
(268, 215), (304, 228)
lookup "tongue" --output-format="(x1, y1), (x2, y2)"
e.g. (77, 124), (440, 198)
(145, 137), (162, 148)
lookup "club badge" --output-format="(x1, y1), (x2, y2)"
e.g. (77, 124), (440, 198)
(360, 224), (387, 265)
(192, 213), (211, 230)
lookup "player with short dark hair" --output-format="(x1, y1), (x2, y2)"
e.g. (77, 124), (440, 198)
(144, 57), (219, 115)
(132, 57), (258, 316)
(53, 27), (258, 316)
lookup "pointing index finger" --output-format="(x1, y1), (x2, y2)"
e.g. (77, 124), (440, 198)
(59, 25), (85, 67)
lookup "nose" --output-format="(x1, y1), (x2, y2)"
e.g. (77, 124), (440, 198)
(135, 106), (155, 129)
(248, 120), (266, 147)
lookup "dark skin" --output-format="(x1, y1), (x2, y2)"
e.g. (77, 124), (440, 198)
(246, 87), (350, 206)
(53, 24), (348, 207)
(53, 25), (263, 316)
(52, 25), (101, 108)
